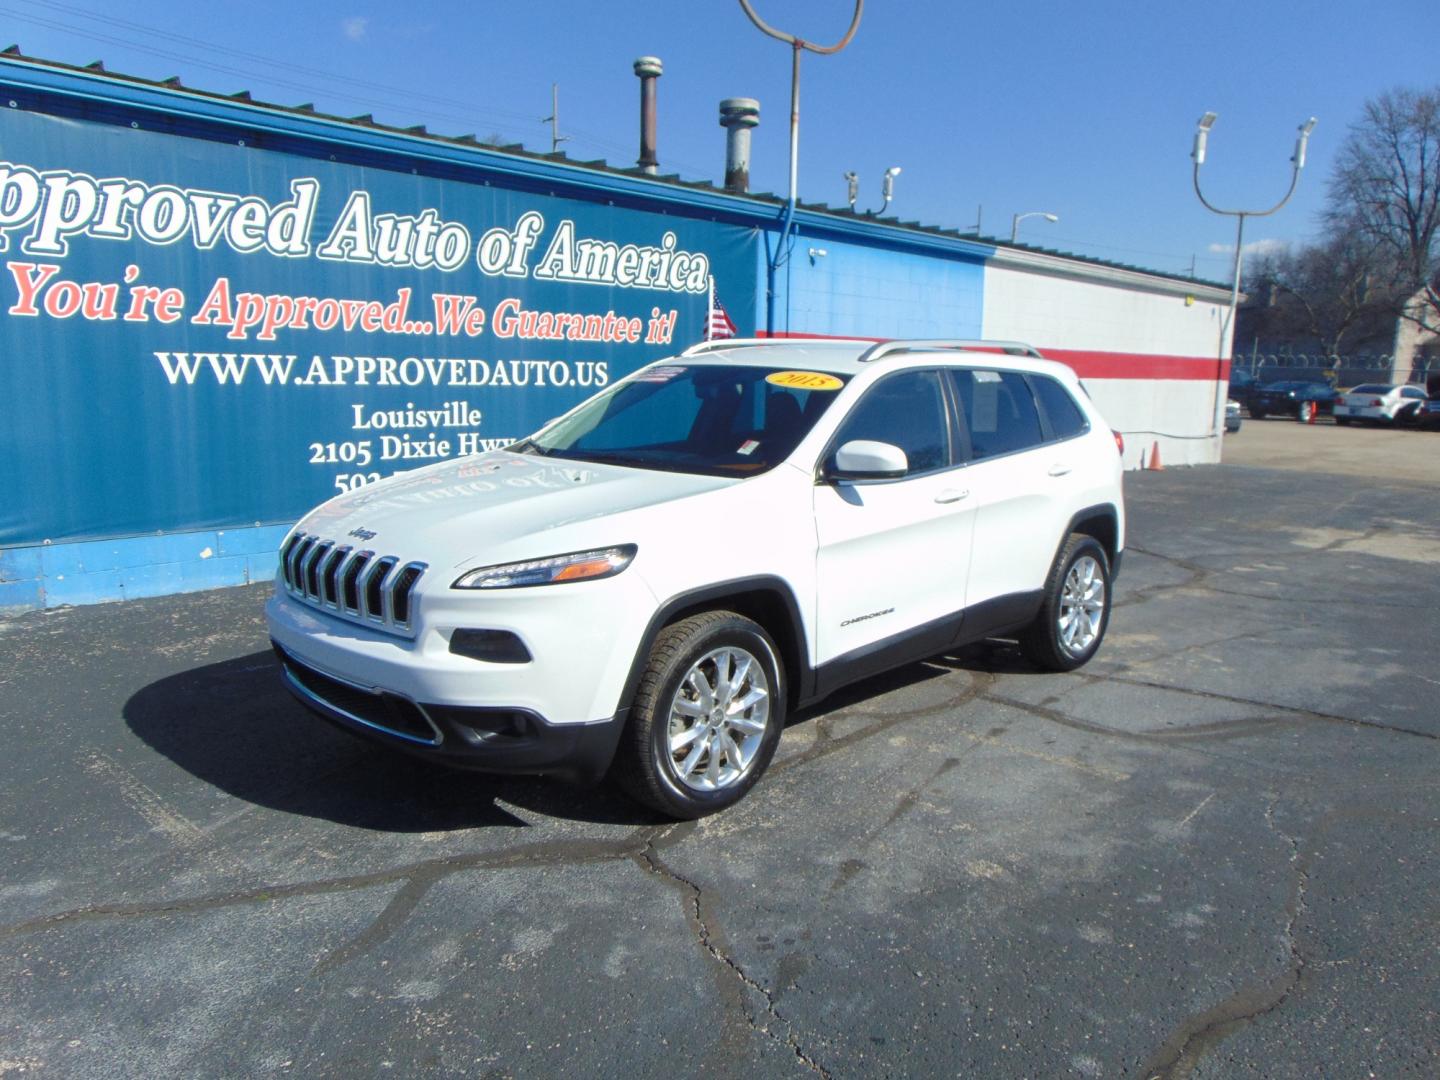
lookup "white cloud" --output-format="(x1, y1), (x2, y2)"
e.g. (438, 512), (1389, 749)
(341, 16), (369, 41)
(1207, 238), (1288, 258)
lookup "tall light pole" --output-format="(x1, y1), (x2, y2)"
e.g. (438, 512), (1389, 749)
(737, 0), (864, 335)
(1011, 211), (1058, 243)
(1192, 112), (1316, 434)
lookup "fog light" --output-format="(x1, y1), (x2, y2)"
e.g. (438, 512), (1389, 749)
(431, 707), (535, 743)
(449, 628), (531, 664)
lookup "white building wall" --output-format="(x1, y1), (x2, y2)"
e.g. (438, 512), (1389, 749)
(982, 258), (1233, 468)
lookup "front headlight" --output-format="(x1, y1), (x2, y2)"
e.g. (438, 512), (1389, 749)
(451, 545), (637, 589)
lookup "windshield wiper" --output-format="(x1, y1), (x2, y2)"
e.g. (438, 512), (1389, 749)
(561, 450), (656, 469)
(509, 438), (550, 457)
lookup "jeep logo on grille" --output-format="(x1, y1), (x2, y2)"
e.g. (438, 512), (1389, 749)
(347, 527), (377, 541)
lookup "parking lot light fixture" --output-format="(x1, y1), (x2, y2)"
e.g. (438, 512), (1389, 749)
(882, 165), (901, 205)
(1191, 111), (1318, 437)
(1193, 111), (1217, 165)
(1293, 116), (1317, 169)
(849, 167), (901, 215)
(865, 166), (901, 215)
(736, 0), (864, 334)
(1010, 211), (1059, 243)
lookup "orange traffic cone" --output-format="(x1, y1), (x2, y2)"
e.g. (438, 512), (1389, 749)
(1148, 442), (1164, 470)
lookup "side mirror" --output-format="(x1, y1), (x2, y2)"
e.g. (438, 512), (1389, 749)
(826, 439), (908, 482)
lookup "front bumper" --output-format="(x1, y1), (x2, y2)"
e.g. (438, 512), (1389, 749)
(272, 641), (626, 781)
(265, 565), (658, 779)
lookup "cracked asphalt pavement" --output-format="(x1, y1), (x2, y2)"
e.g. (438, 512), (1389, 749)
(2, 446), (1438, 1077)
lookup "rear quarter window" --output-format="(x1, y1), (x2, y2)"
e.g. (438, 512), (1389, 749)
(1029, 375), (1090, 441)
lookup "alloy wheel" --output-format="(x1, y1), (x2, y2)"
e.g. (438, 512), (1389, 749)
(666, 646), (770, 791)
(1057, 555), (1105, 656)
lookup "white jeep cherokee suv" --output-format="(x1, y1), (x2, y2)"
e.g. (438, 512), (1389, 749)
(267, 338), (1125, 818)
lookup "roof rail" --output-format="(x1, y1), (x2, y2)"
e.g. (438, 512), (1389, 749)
(857, 339), (1046, 363)
(680, 338), (781, 357)
(680, 337), (881, 358)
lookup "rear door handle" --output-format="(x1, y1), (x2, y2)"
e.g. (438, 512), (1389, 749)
(1047, 464), (1072, 477)
(935, 489), (969, 504)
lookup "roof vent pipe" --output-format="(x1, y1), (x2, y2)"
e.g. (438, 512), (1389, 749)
(633, 56), (662, 174)
(719, 98), (760, 193)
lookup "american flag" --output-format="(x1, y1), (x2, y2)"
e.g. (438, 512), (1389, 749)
(706, 279), (738, 341)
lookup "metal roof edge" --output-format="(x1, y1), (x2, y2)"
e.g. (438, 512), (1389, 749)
(0, 53), (1004, 264)
(987, 245), (1233, 302)
(0, 54), (777, 222)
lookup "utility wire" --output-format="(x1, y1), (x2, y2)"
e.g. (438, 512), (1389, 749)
(23, 0), (544, 125)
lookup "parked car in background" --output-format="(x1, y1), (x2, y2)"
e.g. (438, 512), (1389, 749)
(1248, 380), (1342, 421)
(1225, 399), (1242, 433)
(1227, 369), (1259, 413)
(1333, 383), (1427, 426)
(1417, 396), (1440, 431)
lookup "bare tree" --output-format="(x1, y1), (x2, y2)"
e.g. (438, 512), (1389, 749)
(1245, 228), (1394, 356)
(1326, 86), (1440, 336)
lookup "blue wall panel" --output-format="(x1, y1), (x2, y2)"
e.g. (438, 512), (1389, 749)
(768, 236), (986, 339)
(0, 523), (292, 611)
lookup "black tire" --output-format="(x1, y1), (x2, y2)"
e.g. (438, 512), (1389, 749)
(1335, 416), (1351, 426)
(1250, 407), (1266, 420)
(1019, 534), (1112, 673)
(614, 611), (784, 819)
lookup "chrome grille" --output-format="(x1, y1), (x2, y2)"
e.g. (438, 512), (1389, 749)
(279, 532), (426, 635)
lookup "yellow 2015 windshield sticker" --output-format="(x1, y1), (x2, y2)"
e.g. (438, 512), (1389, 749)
(765, 370), (843, 391)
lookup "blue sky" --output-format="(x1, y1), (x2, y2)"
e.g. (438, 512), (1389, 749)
(5, 0), (1438, 282)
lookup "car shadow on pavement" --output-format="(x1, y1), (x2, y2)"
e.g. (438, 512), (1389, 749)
(123, 650), (668, 831)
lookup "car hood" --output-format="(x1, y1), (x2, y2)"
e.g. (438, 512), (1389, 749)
(296, 451), (736, 567)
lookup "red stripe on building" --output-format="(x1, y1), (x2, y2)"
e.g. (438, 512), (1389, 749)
(755, 332), (1229, 381)
(1043, 349), (1229, 382)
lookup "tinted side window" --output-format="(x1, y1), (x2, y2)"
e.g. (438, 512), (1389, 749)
(830, 370), (951, 474)
(951, 369), (1045, 460)
(1030, 375), (1090, 440)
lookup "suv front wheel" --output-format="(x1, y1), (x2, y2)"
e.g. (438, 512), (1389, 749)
(1019, 534), (1112, 672)
(615, 611), (785, 819)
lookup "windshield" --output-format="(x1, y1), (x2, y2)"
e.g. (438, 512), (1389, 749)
(517, 363), (851, 476)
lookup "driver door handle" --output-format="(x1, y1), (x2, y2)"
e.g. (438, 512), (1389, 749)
(1047, 464), (1072, 477)
(935, 489), (969, 504)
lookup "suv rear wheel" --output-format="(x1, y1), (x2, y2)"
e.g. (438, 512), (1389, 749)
(1019, 534), (1112, 672)
(615, 611), (785, 819)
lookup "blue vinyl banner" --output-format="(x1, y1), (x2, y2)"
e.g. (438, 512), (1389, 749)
(0, 110), (758, 546)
